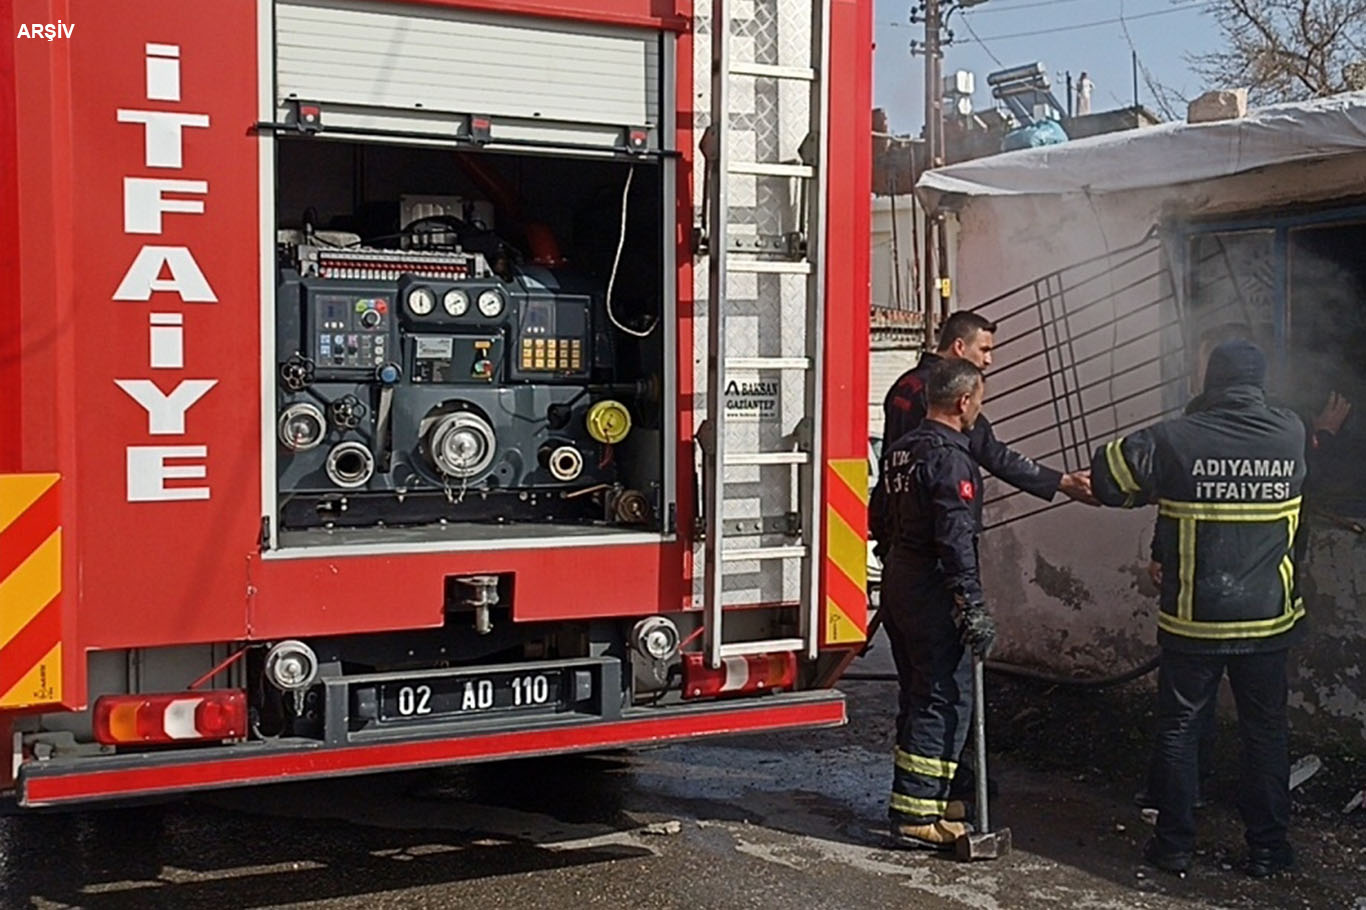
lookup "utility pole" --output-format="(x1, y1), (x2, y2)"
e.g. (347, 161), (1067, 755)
(920, 0), (945, 338)
(924, 0), (944, 171)
(910, 1), (987, 340)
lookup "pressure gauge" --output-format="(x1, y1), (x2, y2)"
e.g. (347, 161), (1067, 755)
(407, 287), (436, 316)
(443, 288), (469, 317)
(477, 288), (504, 318)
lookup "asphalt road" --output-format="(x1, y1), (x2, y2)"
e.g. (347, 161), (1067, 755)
(2, 660), (1363, 909)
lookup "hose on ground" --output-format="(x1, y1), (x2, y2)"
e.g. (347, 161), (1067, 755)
(842, 654), (1160, 689)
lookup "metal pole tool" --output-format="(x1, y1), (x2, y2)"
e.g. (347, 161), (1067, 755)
(956, 654), (1012, 861)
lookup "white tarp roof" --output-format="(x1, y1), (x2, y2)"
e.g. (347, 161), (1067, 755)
(917, 92), (1366, 202)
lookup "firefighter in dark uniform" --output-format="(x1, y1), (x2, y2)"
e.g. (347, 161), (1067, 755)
(871, 311), (1096, 807)
(878, 358), (998, 849)
(1090, 340), (1305, 877)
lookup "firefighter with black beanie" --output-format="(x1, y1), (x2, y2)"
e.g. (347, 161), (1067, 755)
(1089, 339), (1305, 878)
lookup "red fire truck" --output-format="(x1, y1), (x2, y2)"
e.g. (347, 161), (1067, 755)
(0, 0), (870, 808)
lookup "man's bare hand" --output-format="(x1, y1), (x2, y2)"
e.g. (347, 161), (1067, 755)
(1059, 470), (1099, 506)
(1147, 560), (1162, 590)
(1313, 391), (1352, 436)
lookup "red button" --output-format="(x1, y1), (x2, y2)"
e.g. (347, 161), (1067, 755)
(376, 301), (388, 314)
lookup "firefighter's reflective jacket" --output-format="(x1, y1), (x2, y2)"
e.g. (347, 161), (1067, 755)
(1090, 385), (1306, 654)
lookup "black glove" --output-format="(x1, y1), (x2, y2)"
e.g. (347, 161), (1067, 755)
(954, 596), (996, 656)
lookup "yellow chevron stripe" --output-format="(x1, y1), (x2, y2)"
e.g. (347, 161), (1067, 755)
(0, 473), (58, 532)
(831, 458), (868, 504)
(825, 597), (861, 645)
(824, 459), (868, 646)
(0, 643), (61, 709)
(0, 531), (61, 644)
(827, 506), (866, 591)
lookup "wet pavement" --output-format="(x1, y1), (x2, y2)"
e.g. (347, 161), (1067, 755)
(2, 661), (1364, 909)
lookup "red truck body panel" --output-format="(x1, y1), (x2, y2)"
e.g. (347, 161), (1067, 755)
(5, 0), (869, 724)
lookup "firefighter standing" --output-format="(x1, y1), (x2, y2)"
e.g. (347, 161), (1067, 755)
(1089, 340), (1305, 877)
(879, 358), (998, 849)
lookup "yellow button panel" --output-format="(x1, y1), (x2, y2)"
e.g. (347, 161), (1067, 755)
(520, 336), (585, 372)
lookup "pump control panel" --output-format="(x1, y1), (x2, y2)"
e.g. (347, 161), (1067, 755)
(307, 293), (394, 374)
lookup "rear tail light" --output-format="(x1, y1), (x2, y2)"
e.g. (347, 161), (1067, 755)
(93, 690), (248, 746)
(682, 652), (797, 699)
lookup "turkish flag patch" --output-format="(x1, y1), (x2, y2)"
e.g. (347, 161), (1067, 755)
(959, 480), (976, 501)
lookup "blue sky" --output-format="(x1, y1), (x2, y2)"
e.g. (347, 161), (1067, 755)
(874, 0), (1224, 133)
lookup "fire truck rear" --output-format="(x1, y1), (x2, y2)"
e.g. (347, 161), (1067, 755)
(0, 0), (870, 808)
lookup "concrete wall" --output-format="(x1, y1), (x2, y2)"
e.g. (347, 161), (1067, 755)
(871, 195), (923, 312)
(869, 194), (926, 441)
(944, 153), (1366, 747)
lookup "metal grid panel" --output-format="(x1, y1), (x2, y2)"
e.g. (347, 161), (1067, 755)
(969, 234), (1187, 531)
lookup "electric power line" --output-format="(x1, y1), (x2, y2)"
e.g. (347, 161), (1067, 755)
(966, 5), (1209, 42)
(885, 2), (1210, 41)
(959, 13), (1005, 67)
(967, 0), (1112, 14)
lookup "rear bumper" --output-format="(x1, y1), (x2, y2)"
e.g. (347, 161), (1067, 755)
(16, 690), (846, 808)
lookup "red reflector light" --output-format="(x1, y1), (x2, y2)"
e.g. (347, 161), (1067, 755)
(93, 690), (248, 746)
(682, 652), (797, 699)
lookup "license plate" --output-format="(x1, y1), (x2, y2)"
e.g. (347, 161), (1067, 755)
(379, 670), (564, 722)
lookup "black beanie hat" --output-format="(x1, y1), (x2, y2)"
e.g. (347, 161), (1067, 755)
(1203, 339), (1267, 392)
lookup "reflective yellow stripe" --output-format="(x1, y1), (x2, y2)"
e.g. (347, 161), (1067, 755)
(1158, 603), (1305, 640)
(1177, 517), (1196, 621)
(1279, 556), (1294, 617)
(890, 793), (949, 817)
(1105, 439), (1141, 496)
(1158, 497), (1302, 522)
(895, 748), (958, 780)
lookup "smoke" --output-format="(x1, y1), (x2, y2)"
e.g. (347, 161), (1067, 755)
(1186, 227), (1366, 508)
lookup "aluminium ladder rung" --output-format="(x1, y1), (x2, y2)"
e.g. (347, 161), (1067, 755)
(729, 62), (816, 81)
(728, 162), (814, 179)
(725, 258), (813, 275)
(721, 545), (808, 562)
(718, 639), (807, 658)
(724, 451), (810, 466)
(724, 356), (811, 370)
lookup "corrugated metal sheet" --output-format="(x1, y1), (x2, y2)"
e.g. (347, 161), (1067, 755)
(276, 0), (658, 130)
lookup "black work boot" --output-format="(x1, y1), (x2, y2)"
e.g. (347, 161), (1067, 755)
(1143, 838), (1192, 874)
(1245, 844), (1294, 878)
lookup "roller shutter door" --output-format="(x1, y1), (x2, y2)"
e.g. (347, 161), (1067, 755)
(275, 0), (660, 150)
